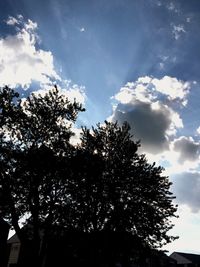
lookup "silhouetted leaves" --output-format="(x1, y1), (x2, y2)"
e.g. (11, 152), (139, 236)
(0, 86), (177, 267)
(68, 121), (178, 248)
(0, 86), (85, 266)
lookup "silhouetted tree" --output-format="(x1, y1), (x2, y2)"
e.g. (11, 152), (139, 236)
(66, 121), (178, 266)
(0, 86), (84, 267)
(0, 86), (177, 267)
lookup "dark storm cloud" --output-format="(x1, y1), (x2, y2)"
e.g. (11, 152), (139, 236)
(110, 75), (193, 154)
(111, 100), (172, 154)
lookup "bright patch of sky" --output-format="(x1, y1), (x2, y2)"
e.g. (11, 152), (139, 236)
(1, 0), (200, 255)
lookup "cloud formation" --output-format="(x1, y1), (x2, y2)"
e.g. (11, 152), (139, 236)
(0, 15), (87, 108)
(173, 136), (200, 163)
(153, 0), (179, 14)
(151, 76), (190, 105)
(110, 76), (190, 154)
(114, 76), (190, 105)
(172, 24), (186, 40)
(167, 2), (179, 13)
(0, 15), (60, 88)
(111, 101), (172, 153)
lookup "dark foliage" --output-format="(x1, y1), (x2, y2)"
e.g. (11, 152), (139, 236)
(68, 121), (178, 248)
(0, 86), (177, 267)
(0, 86), (84, 266)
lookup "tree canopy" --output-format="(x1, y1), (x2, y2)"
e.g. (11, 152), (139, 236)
(70, 121), (177, 247)
(0, 86), (177, 267)
(0, 86), (85, 266)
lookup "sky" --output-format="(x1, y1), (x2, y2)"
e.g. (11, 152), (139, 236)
(1, 0), (200, 255)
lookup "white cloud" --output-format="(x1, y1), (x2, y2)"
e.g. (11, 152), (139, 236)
(137, 76), (152, 84)
(6, 16), (19, 26)
(1, 15), (87, 109)
(172, 24), (186, 40)
(64, 84), (86, 105)
(31, 83), (86, 105)
(114, 79), (154, 105)
(79, 27), (85, 32)
(166, 2), (179, 13)
(159, 62), (165, 70)
(24, 19), (37, 31)
(153, 1), (180, 14)
(151, 76), (190, 104)
(0, 15), (60, 89)
(167, 2), (176, 11)
(196, 126), (200, 135)
(114, 76), (190, 106)
(114, 84), (152, 104)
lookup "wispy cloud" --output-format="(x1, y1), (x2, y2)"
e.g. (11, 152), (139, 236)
(79, 27), (85, 32)
(153, 0), (180, 14)
(166, 2), (179, 13)
(172, 24), (186, 40)
(6, 15), (20, 26)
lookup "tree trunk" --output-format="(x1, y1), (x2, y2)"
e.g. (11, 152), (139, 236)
(0, 218), (9, 267)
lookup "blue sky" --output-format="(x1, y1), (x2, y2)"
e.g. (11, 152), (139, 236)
(1, 0), (200, 254)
